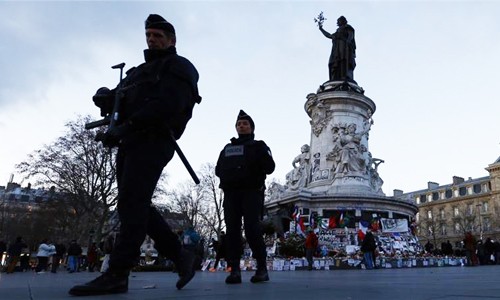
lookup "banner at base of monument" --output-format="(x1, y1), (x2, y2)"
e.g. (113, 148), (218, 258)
(380, 218), (408, 233)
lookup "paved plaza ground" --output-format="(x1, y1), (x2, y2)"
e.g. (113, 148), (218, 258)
(1, 265), (499, 300)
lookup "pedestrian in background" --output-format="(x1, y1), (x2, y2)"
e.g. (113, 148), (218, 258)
(0, 240), (6, 267)
(361, 231), (376, 270)
(35, 239), (56, 274)
(100, 235), (115, 273)
(51, 241), (66, 273)
(209, 231), (227, 272)
(464, 232), (478, 266)
(87, 242), (99, 272)
(6, 236), (27, 273)
(67, 240), (82, 273)
(305, 229), (318, 270)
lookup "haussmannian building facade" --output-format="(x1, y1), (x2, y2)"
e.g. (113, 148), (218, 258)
(394, 156), (500, 250)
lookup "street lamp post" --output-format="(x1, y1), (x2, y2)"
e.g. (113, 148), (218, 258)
(476, 204), (483, 241)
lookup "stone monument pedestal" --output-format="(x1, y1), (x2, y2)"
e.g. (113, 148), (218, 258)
(265, 80), (417, 238)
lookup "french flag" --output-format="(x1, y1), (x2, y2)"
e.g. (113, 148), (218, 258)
(328, 215), (336, 229)
(309, 213), (315, 229)
(358, 220), (369, 241)
(292, 205), (299, 221)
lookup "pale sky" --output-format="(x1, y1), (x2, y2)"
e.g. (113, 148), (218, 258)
(1, 0), (499, 196)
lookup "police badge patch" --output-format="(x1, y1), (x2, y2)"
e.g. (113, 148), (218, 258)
(225, 145), (244, 157)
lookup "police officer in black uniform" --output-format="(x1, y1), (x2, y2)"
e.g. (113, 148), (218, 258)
(69, 14), (201, 296)
(215, 110), (275, 284)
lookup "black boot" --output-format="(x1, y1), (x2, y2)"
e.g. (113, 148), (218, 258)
(250, 265), (269, 283)
(225, 267), (242, 284)
(68, 271), (128, 296)
(175, 248), (196, 290)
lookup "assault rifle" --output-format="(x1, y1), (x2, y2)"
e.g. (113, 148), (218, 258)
(85, 62), (126, 130)
(85, 62), (200, 185)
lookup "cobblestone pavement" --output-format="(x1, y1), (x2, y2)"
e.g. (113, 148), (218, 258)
(1, 266), (500, 300)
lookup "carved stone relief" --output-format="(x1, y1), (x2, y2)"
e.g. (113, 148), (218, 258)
(285, 144), (311, 190)
(366, 152), (384, 194)
(310, 102), (333, 137)
(326, 122), (370, 178)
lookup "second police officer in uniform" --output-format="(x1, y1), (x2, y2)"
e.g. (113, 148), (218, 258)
(216, 110), (275, 284)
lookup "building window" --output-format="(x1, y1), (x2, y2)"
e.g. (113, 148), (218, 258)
(454, 223), (460, 233)
(454, 207), (459, 217)
(445, 189), (452, 199)
(459, 187), (467, 196)
(473, 184), (481, 194)
(427, 210), (432, 220)
(484, 218), (491, 231)
(441, 224), (447, 235)
(440, 208), (445, 220)
(432, 192), (439, 201)
(482, 202), (488, 213)
(415, 213), (420, 222)
(420, 194), (426, 204)
(467, 204), (473, 216)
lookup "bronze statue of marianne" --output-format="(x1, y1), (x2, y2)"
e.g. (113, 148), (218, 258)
(318, 16), (356, 83)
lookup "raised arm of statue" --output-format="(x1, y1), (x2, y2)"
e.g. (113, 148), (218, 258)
(319, 26), (333, 39)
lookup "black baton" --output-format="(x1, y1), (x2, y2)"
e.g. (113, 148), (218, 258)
(170, 133), (200, 185)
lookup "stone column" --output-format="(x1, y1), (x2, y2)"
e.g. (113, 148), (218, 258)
(305, 81), (380, 195)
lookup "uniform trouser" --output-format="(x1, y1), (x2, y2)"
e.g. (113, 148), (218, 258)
(109, 137), (182, 272)
(223, 189), (266, 270)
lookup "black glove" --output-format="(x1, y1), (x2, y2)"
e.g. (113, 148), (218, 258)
(95, 123), (132, 148)
(93, 87), (115, 117)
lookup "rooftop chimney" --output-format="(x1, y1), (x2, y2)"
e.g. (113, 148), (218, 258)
(452, 176), (464, 185)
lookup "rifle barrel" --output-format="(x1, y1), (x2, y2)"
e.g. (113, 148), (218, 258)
(84, 117), (110, 130)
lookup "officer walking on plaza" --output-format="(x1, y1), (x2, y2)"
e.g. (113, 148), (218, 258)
(69, 13), (201, 296)
(215, 110), (275, 284)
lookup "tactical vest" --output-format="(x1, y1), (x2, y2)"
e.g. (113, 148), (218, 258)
(119, 54), (200, 140)
(218, 140), (266, 189)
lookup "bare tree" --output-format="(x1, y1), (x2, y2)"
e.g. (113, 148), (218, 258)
(16, 115), (118, 243)
(168, 181), (205, 231)
(165, 163), (225, 246)
(198, 163), (225, 239)
(451, 206), (477, 237)
(417, 210), (441, 250)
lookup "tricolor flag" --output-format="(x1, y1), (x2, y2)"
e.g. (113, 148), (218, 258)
(299, 217), (306, 231)
(309, 213), (316, 229)
(358, 220), (369, 241)
(328, 215), (337, 229)
(339, 213), (344, 227)
(296, 218), (305, 236)
(292, 205), (299, 221)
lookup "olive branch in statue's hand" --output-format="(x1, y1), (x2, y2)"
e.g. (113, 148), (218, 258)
(314, 11), (326, 27)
